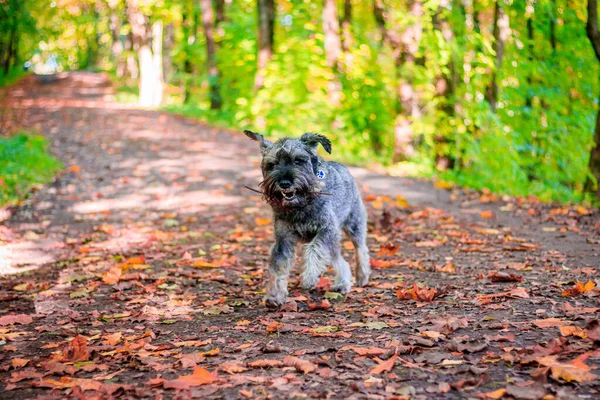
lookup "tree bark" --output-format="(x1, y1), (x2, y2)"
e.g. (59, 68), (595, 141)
(215, 0), (225, 25)
(182, 0), (195, 103)
(151, 20), (164, 106)
(163, 23), (174, 84)
(375, 0), (423, 161)
(323, 0), (343, 106)
(341, 0), (352, 52)
(109, 11), (124, 71)
(127, 0), (163, 107)
(254, 0), (275, 90)
(199, 0), (222, 110)
(585, 0), (600, 197)
(485, 0), (509, 112)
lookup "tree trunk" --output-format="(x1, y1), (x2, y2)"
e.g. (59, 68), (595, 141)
(395, 0), (423, 161)
(341, 0), (352, 52)
(485, 0), (509, 112)
(163, 23), (174, 84)
(215, 0), (225, 24)
(152, 20), (164, 106)
(549, 0), (557, 52)
(585, 0), (600, 197)
(3, 0), (19, 74)
(182, 0), (195, 103)
(127, 0), (163, 107)
(323, 0), (343, 106)
(199, 0), (222, 110)
(254, 0), (275, 90)
(109, 11), (124, 71)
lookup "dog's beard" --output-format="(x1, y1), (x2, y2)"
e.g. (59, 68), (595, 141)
(259, 172), (318, 208)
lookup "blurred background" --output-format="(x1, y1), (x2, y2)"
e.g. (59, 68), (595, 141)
(1, 0), (600, 203)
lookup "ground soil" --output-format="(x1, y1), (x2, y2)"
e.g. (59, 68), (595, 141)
(0, 73), (598, 400)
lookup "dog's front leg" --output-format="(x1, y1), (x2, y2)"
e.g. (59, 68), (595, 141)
(265, 235), (296, 308)
(301, 231), (334, 290)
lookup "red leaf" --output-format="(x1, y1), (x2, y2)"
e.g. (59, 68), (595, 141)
(55, 335), (90, 363)
(0, 314), (33, 326)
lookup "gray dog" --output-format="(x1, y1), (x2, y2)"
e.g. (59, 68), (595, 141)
(244, 130), (371, 308)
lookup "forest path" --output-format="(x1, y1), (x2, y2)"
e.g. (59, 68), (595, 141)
(0, 72), (598, 399)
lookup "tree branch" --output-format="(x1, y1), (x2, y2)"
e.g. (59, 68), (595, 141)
(588, 0), (600, 62)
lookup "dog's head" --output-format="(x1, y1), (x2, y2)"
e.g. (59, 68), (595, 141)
(244, 130), (331, 209)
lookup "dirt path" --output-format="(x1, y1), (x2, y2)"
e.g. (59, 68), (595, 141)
(0, 73), (598, 399)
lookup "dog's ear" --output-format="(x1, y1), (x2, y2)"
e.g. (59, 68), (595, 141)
(244, 130), (272, 150)
(300, 132), (332, 154)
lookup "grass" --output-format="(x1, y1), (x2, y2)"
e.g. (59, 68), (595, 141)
(0, 132), (63, 206)
(0, 69), (28, 88)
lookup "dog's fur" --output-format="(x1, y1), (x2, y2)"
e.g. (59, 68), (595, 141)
(244, 131), (371, 308)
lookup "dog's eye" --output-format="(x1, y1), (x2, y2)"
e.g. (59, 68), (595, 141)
(265, 162), (275, 170)
(294, 159), (306, 165)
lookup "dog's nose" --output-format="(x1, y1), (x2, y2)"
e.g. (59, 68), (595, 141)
(279, 180), (292, 189)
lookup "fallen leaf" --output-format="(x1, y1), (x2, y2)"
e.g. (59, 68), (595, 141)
(0, 314), (33, 326)
(11, 358), (29, 368)
(340, 346), (387, 357)
(562, 281), (596, 297)
(220, 362), (247, 374)
(533, 318), (566, 328)
(377, 242), (399, 257)
(396, 283), (439, 302)
(536, 354), (598, 383)
(435, 263), (455, 273)
(308, 299), (331, 311)
(163, 366), (217, 389)
(283, 356), (316, 374)
(370, 354), (397, 374)
(487, 270), (523, 282)
(247, 359), (283, 368)
(559, 325), (587, 338)
(55, 335), (90, 363)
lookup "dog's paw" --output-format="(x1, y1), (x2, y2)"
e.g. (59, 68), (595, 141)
(264, 291), (287, 309)
(301, 274), (320, 290)
(331, 281), (352, 294)
(356, 274), (370, 287)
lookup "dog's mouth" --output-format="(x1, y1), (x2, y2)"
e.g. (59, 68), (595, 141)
(280, 189), (296, 201)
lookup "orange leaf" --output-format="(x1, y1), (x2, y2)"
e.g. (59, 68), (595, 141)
(370, 354), (397, 374)
(396, 283), (437, 302)
(415, 239), (444, 247)
(480, 210), (495, 219)
(103, 332), (122, 346)
(11, 358), (29, 368)
(537, 355), (598, 383)
(164, 366), (217, 389)
(102, 265), (122, 285)
(533, 318), (566, 328)
(480, 388), (506, 399)
(315, 276), (332, 291)
(308, 299), (331, 311)
(340, 346), (387, 357)
(255, 217), (271, 226)
(562, 281), (596, 297)
(377, 242), (399, 257)
(283, 356), (316, 374)
(435, 263), (455, 274)
(192, 260), (220, 269)
(220, 362), (247, 374)
(56, 335), (90, 363)
(370, 259), (394, 269)
(559, 325), (587, 338)
(247, 359), (283, 368)
(199, 348), (220, 357)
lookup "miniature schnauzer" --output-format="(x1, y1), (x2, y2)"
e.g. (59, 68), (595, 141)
(244, 130), (371, 308)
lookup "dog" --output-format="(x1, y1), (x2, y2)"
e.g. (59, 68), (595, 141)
(244, 130), (371, 308)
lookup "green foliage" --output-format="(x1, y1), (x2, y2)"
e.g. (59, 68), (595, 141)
(5, 0), (600, 203)
(0, 133), (62, 206)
